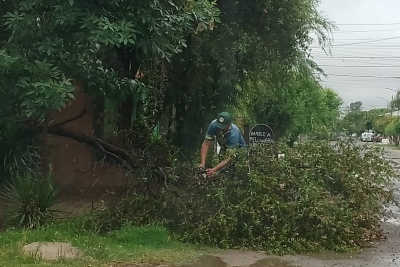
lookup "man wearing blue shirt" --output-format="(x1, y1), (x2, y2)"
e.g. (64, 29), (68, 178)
(199, 111), (247, 177)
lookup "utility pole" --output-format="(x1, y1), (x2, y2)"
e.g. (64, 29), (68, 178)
(392, 95), (394, 116)
(377, 96), (390, 116)
(385, 88), (399, 116)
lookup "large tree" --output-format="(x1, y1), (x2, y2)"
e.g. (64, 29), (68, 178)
(0, 0), (219, 176)
(0, 0), (338, 164)
(163, 0), (335, 149)
(349, 101), (363, 112)
(0, 0), (218, 124)
(341, 107), (389, 135)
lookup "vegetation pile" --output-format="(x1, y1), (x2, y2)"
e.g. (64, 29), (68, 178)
(87, 138), (397, 254)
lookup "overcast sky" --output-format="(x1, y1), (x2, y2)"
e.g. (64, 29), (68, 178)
(311, 0), (400, 110)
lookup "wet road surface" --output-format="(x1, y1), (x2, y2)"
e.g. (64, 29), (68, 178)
(178, 144), (400, 267)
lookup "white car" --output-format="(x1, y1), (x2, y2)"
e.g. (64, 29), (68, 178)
(361, 132), (373, 142)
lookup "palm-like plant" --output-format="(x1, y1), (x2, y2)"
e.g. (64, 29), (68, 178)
(0, 122), (40, 184)
(390, 91), (400, 114)
(2, 172), (61, 229)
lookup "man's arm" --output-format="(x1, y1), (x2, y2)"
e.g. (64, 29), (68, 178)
(200, 140), (212, 167)
(210, 132), (246, 174)
(200, 121), (216, 167)
(212, 158), (230, 172)
(238, 132), (247, 147)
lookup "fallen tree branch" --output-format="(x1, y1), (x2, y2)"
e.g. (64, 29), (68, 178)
(24, 124), (168, 185)
(51, 108), (87, 127)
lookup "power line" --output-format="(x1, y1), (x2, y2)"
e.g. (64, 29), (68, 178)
(321, 82), (398, 87)
(312, 55), (400, 59)
(323, 79), (399, 83)
(311, 56), (400, 63)
(321, 74), (400, 79)
(322, 80), (400, 85)
(311, 39), (400, 43)
(317, 55), (400, 62)
(318, 44), (400, 46)
(310, 43), (400, 48)
(319, 60), (400, 66)
(311, 49), (400, 57)
(318, 65), (400, 68)
(329, 37), (400, 40)
(321, 77), (399, 82)
(313, 45), (400, 49)
(323, 82), (398, 86)
(325, 79), (399, 83)
(328, 51), (400, 57)
(335, 23), (400, 26)
(323, 78), (397, 82)
(310, 49), (400, 58)
(334, 28), (400, 33)
(314, 41), (400, 48)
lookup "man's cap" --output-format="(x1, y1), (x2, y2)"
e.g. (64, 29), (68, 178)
(214, 111), (232, 129)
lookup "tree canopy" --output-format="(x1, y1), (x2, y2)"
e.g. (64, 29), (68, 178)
(0, 0), (341, 153)
(341, 102), (389, 135)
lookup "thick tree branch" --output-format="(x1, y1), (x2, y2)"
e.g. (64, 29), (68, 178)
(24, 125), (167, 185)
(51, 108), (87, 127)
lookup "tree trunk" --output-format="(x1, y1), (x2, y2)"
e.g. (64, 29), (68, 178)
(287, 132), (299, 148)
(118, 97), (133, 131)
(115, 47), (141, 131)
(92, 96), (105, 138)
(41, 112), (50, 178)
(272, 124), (279, 142)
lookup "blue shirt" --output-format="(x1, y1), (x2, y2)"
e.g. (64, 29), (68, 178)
(205, 120), (247, 149)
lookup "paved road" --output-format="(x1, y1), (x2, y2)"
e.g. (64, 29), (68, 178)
(182, 144), (400, 267)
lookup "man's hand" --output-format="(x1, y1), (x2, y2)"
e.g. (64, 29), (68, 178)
(206, 168), (216, 178)
(196, 165), (207, 178)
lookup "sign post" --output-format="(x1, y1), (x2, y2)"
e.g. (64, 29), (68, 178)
(244, 123), (250, 145)
(249, 124), (274, 145)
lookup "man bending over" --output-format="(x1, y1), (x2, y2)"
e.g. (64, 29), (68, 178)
(199, 111), (247, 177)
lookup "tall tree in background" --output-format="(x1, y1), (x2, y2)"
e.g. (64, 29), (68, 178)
(166, 0), (335, 150)
(349, 101), (363, 112)
(390, 91), (400, 114)
(341, 105), (389, 135)
(374, 115), (395, 134)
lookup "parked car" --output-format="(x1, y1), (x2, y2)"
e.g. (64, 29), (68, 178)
(372, 135), (382, 142)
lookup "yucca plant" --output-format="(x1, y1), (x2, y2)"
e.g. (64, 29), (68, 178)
(0, 122), (40, 184)
(2, 172), (61, 229)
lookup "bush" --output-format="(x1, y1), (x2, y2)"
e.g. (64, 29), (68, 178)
(87, 138), (398, 254)
(1, 172), (61, 229)
(0, 122), (39, 184)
